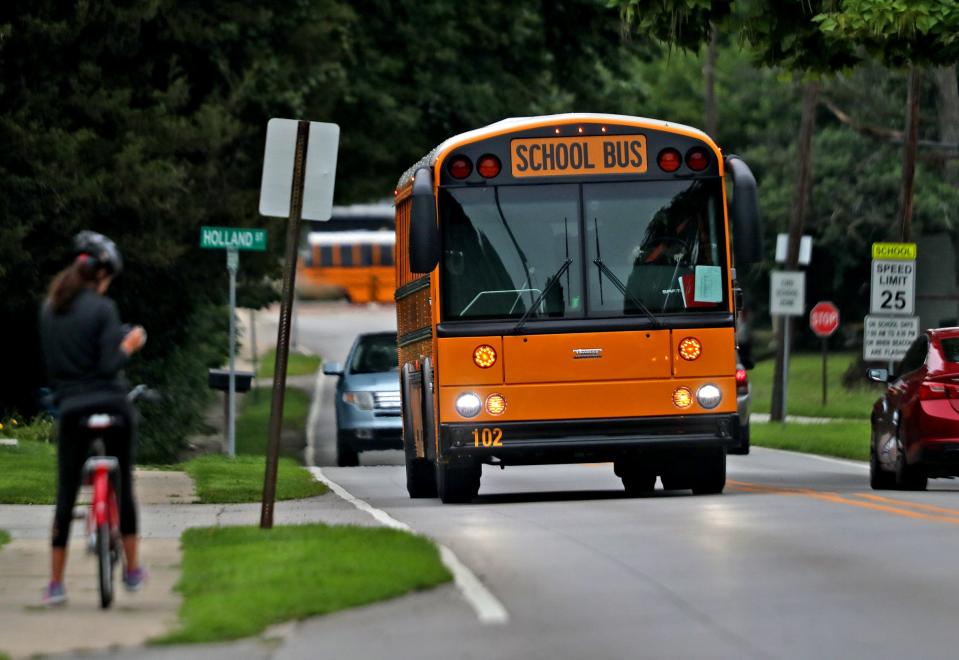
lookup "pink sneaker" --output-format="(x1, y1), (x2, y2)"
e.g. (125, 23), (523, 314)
(123, 566), (148, 592)
(42, 581), (67, 606)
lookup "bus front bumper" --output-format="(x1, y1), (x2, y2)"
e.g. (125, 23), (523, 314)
(440, 414), (737, 465)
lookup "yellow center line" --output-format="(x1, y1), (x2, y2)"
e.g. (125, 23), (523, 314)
(852, 493), (959, 518)
(727, 480), (959, 526)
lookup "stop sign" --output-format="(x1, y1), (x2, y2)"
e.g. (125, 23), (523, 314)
(810, 301), (840, 338)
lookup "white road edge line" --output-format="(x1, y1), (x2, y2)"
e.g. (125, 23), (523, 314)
(757, 446), (869, 471)
(308, 466), (510, 625)
(305, 374), (509, 626)
(304, 365), (325, 468)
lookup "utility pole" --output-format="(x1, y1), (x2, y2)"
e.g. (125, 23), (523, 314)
(771, 81), (819, 422)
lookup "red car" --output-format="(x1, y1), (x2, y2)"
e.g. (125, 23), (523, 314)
(869, 327), (959, 490)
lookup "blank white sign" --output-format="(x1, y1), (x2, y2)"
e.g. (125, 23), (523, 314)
(259, 118), (339, 221)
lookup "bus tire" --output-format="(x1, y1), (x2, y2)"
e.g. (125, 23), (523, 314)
(614, 460), (656, 496)
(691, 449), (726, 495)
(404, 433), (437, 499)
(336, 432), (360, 467)
(435, 459), (481, 504)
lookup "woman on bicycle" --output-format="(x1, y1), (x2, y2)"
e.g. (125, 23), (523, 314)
(39, 231), (147, 605)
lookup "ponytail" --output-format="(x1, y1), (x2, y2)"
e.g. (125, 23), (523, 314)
(48, 255), (100, 314)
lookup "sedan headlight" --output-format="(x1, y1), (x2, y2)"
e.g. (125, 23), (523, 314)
(343, 391), (375, 411)
(455, 392), (482, 418)
(696, 384), (722, 409)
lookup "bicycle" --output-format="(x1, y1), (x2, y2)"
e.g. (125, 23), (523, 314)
(79, 384), (158, 608)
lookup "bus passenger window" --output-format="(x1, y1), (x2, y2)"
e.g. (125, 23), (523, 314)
(360, 244), (374, 266)
(341, 245), (354, 267)
(319, 246), (333, 266)
(382, 246), (394, 266)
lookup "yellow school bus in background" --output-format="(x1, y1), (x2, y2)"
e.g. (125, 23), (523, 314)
(394, 114), (762, 503)
(298, 204), (395, 304)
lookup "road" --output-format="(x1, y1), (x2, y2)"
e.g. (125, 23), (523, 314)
(293, 302), (959, 659)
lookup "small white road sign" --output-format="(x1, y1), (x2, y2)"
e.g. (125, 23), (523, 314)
(770, 271), (806, 316)
(863, 315), (920, 361)
(870, 259), (916, 316)
(259, 119), (339, 221)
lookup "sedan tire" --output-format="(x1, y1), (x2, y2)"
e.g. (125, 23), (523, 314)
(336, 432), (360, 467)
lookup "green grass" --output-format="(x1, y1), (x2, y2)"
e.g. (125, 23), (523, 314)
(156, 524), (452, 644)
(752, 420), (871, 461)
(182, 455), (327, 503)
(235, 386), (311, 456)
(0, 439), (56, 504)
(750, 352), (882, 419)
(0, 529), (10, 548)
(256, 349), (322, 379)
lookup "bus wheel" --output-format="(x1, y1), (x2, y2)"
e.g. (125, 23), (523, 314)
(614, 460), (656, 496)
(405, 439), (437, 499)
(691, 449), (726, 495)
(435, 459), (481, 504)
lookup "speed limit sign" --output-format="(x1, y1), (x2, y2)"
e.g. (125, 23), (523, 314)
(870, 243), (916, 316)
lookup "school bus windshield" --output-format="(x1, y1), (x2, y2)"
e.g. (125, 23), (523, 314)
(440, 178), (726, 322)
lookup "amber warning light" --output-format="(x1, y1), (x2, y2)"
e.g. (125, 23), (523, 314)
(473, 345), (497, 368)
(678, 337), (702, 361)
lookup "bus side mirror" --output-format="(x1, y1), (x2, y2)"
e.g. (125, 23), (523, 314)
(409, 167), (439, 274)
(725, 155), (763, 266)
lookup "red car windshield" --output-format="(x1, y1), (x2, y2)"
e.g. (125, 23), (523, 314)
(940, 337), (959, 363)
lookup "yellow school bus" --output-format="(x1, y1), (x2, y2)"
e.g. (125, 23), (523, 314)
(394, 114), (762, 503)
(297, 205), (395, 304)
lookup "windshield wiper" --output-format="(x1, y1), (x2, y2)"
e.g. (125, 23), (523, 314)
(592, 259), (662, 328)
(512, 258), (573, 334)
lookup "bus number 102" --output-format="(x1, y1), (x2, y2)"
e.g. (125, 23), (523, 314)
(472, 428), (503, 447)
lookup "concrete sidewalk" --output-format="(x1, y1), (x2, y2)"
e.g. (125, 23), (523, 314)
(0, 469), (370, 660)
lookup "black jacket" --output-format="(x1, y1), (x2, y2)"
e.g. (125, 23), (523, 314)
(40, 288), (129, 409)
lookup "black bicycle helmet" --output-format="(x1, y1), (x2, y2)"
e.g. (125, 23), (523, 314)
(73, 230), (123, 276)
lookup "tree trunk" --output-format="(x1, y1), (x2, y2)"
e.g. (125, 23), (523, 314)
(933, 65), (959, 186)
(898, 66), (922, 243)
(771, 81), (819, 422)
(704, 24), (718, 138)
(932, 65), (959, 324)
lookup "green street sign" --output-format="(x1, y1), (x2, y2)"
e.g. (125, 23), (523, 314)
(200, 226), (267, 251)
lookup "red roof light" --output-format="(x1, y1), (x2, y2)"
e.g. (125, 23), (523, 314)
(448, 156), (472, 179)
(686, 147), (710, 171)
(477, 154), (501, 178)
(657, 148), (682, 173)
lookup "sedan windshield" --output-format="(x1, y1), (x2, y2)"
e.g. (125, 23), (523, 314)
(350, 334), (398, 373)
(439, 179), (726, 322)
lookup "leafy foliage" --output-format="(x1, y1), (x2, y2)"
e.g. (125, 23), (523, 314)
(815, 0), (959, 65)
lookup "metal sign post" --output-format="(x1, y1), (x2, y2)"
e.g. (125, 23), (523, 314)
(810, 301), (840, 406)
(227, 249), (238, 457)
(258, 118), (339, 529)
(199, 227), (267, 457)
(770, 271), (806, 420)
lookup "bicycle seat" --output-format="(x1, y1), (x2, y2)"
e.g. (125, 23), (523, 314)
(81, 413), (123, 430)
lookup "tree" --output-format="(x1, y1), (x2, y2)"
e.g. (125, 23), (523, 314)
(816, 1), (959, 240)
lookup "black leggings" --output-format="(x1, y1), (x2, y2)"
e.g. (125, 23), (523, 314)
(52, 399), (138, 548)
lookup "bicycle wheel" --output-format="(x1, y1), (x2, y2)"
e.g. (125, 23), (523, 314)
(97, 522), (114, 608)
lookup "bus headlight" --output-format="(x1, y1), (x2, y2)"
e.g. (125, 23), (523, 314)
(455, 392), (482, 418)
(696, 384), (722, 409)
(343, 391), (375, 411)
